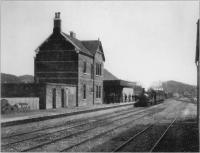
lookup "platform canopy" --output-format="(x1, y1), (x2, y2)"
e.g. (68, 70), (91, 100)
(103, 80), (136, 88)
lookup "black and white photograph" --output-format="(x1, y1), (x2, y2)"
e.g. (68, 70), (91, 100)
(1, 1), (200, 152)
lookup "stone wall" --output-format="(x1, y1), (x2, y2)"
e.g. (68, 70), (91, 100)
(45, 83), (76, 109)
(1, 83), (46, 110)
(35, 33), (78, 85)
(94, 52), (104, 104)
(78, 54), (94, 106)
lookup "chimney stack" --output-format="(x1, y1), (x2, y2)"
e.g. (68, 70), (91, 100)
(70, 31), (76, 38)
(53, 12), (61, 33)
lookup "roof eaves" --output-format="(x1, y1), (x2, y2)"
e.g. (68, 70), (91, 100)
(61, 32), (81, 51)
(62, 33), (93, 56)
(35, 34), (52, 53)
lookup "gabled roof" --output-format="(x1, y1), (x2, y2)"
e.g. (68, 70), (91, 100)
(103, 69), (137, 88)
(81, 40), (99, 55)
(103, 69), (119, 80)
(35, 31), (105, 59)
(81, 40), (105, 61)
(61, 32), (93, 56)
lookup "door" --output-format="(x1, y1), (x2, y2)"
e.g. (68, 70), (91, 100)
(61, 88), (69, 108)
(52, 88), (56, 108)
(61, 89), (65, 107)
(65, 88), (69, 107)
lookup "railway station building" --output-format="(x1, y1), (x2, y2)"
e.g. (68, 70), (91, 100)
(1, 12), (142, 113)
(34, 12), (105, 108)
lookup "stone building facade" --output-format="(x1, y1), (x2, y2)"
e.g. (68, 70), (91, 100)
(34, 12), (105, 108)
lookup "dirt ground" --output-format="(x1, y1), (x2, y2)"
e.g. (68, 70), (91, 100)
(1, 98), (198, 152)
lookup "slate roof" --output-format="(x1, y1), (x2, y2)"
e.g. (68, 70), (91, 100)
(61, 32), (93, 56)
(81, 40), (99, 55)
(81, 40), (105, 61)
(103, 69), (136, 88)
(35, 32), (105, 60)
(61, 33), (105, 61)
(103, 69), (119, 80)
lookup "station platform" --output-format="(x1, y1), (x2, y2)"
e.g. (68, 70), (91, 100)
(1, 102), (135, 127)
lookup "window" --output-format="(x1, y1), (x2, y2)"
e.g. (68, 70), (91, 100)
(99, 64), (102, 76)
(96, 85), (101, 98)
(99, 86), (101, 98)
(91, 64), (94, 78)
(83, 61), (87, 73)
(96, 63), (98, 75)
(96, 63), (102, 76)
(83, 84), (86, 99)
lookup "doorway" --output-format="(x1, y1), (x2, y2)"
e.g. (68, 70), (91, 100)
(52, 88), (56, 108)
(61, 88), (69, 108)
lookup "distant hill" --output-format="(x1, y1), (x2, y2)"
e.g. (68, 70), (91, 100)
(2, 69), (119, 83)
(1, 73), (34, 83)
(104, 69), (119, 80)
(162, 80), (197, 97)
(18, 75), (34, 83)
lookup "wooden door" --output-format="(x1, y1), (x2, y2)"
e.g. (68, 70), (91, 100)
(52, 88), (56, 108)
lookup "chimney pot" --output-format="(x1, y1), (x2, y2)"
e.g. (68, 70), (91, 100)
(70, 31), (76, 38)
(53, 12), (61, 33)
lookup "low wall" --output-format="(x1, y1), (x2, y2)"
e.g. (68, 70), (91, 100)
(1, 83), (46, 109)
(1, 97), (39, 114)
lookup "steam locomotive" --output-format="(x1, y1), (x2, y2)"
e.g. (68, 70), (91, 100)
(134, 88), (166, 107)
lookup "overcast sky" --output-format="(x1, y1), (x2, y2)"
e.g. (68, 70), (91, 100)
(1, 1), (199, 88)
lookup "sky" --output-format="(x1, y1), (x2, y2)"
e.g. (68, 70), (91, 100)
(1, 1), (199, 88)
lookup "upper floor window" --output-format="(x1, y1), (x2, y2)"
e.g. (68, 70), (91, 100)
(91, 64), (94, 78)
(99, 64), (102, 76)
(83, 61), (87, 73)
(96, 63), (102, 76)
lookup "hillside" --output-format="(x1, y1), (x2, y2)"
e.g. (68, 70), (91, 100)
(1, 69), (119, 83)
(1, 73), (34, 83)
(18, 75), (34, 83)
(162, 80), (197, 97)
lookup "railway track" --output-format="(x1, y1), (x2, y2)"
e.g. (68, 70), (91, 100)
(58, 103), (169, 152)
(112, 117), (177, 152)
(1, 107), (137, 139)
(1, 105), (160, 147)
(22, 111), (157, 152)
(111, 103), (186, 152)
(2, 103), (166, 152)
(2, 107), (138, 139)
(60, 112), (157, 152)
(149, 117), (177, 152)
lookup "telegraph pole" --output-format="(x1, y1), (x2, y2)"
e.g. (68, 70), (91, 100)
(195, 19), (199, 127)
